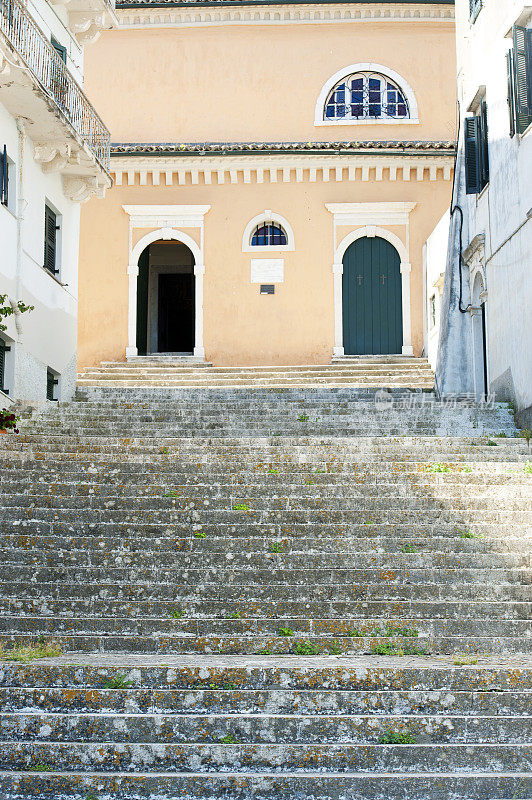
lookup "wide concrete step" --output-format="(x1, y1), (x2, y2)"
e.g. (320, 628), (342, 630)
(1, 740), (530, 772)
(3, 711), (529, 744)
(0, 770), (528, 800)
(2, 615), (529, 639)
(5, 548), (529, 570)
(4, 598), (530, 621)
(4, 580), (527, 603)
(2, 686), (529, 716)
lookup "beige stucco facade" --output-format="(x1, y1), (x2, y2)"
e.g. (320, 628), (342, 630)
(79, 2), (456, 367)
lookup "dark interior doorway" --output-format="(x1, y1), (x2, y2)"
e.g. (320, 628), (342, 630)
(158, 273), (195, 353)
(136, 240), (195, 355)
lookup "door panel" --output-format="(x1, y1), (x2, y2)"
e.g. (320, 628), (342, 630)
(342, 237), (402, 355)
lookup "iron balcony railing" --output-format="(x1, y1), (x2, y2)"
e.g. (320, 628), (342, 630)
(0, 0), (110, 171)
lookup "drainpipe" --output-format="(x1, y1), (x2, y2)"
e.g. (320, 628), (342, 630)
(13, 117), (27, 341)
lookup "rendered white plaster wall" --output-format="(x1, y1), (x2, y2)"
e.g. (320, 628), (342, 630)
(424, 211), (449, 370)
(436, 0), (532, 423)
(0, 0), (85, 406)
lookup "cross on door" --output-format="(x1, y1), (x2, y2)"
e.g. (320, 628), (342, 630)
(381, 274), (387, 284)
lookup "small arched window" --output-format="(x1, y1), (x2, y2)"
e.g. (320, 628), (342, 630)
(251, 223), (288, 247)
(325, 71), (410, 121)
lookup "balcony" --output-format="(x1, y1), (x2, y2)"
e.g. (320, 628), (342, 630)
(49, 0), (118, 46)
(0, 0), (111, 200)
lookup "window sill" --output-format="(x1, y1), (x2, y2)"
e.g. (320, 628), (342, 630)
(0, 203), (17, 221)
(477, 182), (490, 201)
(41, 266), (67, 288)
(314, 118), (420, 127)
(243, 246), (294, 254)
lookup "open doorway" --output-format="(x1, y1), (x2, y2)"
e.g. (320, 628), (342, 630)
(136, 240), (195, 355)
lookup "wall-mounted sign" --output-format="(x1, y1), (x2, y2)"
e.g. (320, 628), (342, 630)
(251, 258), (284, 284)
(260, 284), (275, 295)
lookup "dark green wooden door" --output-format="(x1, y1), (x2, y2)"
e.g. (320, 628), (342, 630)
(342, 237), (402, 355)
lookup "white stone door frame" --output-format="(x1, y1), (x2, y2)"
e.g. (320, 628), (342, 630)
(326, 202), (416, 356)
(122, 205), (210, 359)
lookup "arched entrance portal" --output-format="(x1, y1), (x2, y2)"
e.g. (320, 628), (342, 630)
(342, 236), (403, 354)
(136, 240), (195, 355)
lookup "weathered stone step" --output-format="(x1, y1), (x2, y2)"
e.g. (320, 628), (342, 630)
(3, 712), (529, 744)
(5, 549), (529, 571)
(1, 740), (529, 772)
(2, 508), (530, 528)
(1, 631), (528, 656)
(3, 658), (529, 690)
(1, 564), (529, 586)
(0, 769), (527, 800)
(4, 598), (530, 621)
(2, 615), (529, 639)
(3, 580), (528, 603)
(0, 770), (528, 800)
(3, 520), (529, 541)
(2, 686), (528, 716)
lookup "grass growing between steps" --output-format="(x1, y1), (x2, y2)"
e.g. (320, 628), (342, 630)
(0, 640), (62, 662)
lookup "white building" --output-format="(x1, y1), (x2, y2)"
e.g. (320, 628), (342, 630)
(0, 0), (115, 405)
(431, 0), (532, 427)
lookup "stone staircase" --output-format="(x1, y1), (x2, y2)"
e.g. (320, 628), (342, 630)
(0, 373), (530, 799)
(77, 356), (435, 389)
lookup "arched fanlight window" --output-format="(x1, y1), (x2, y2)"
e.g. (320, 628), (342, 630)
(251, 222), (288, 247)
(324, 71), (410, 121)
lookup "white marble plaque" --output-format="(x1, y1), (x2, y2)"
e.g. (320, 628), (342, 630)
(250, 259), (284, 283)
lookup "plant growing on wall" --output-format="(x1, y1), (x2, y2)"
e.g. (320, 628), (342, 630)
(0, 292), (33, 333)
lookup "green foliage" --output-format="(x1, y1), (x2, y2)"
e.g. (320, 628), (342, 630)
(429, 462), (451, 473)
(379, 730), (416, 744)
(159, 447), (169, 454)
(170, 608), (184, 619)
(256, 647), (272, 655)
(232, 503), (250, 511)
(227, 611), (241, 619)
(297, 414), (310, 422)
(267, 468), (279, 474)
(402, 544), (418, 553)
(29, 764), (53, 772)
(0, 293), (33, 333)
(1, 640), (62, 662)
(84, 794), (99, 800)
(102, 673), (134, 689)
(219, 733), (238, 744)
(270, 542), (283, 553)
(291, 641), (320, 656)
(520, 429), (532, 446)
(304, 478), (315, 485)
(277, 627), (294, 637)
(328, 641), (343, 655)
(347, 629), (363, 638)
(460, 530), (482, 539)
(194, 531), (206, 539)
(369, 642), (427, 656)
(453, 655), (479, 665)
(166, 491), (178, 497)
(524, 461), (532, 475)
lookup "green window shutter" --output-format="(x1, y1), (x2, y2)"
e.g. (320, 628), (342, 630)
(513, 26), (532, 134)
(464, 116), (480, 194)
(507, 50), (517, 137)
(44, 205), (58, 274)
(478, 100), (489, 188)
(0, 338), (10, 394)
(1, 145), (8, 207)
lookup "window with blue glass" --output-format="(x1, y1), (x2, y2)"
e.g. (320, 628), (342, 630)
(325, 72), (409, 121)
(251, 223), (287, 247)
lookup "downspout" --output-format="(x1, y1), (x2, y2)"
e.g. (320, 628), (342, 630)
(13, 117), (26, 341)
(449, 102), (471, 315)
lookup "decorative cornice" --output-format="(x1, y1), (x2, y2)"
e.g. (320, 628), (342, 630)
(110, 150), (455, 186)
(112, 140), (456, 156)
(116, 1), (454, 28)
